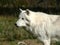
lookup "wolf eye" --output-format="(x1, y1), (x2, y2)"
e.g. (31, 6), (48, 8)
(22, 18), (24, 20)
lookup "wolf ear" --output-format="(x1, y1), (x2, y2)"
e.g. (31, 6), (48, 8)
(26, 9), (29, 15)
(19, 8), (23, 12)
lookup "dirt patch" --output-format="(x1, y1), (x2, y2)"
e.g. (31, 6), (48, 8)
(19, 39), (43, 45)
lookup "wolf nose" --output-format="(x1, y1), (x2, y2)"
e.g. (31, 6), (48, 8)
(15, 23), (18, 27)
(15, 23), (17, 26)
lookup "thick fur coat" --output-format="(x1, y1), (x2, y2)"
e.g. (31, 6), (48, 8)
(16, 9), (60, 45)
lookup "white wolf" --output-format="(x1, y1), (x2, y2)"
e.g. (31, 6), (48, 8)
(16, 9), (60, 45)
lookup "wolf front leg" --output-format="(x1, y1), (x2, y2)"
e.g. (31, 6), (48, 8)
(43, 39), (51, 45)
(38, 37), (51, 45)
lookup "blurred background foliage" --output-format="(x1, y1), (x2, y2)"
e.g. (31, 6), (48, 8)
(0, 0), (60, 15)
(0, 0), (60, 41)
(0, 0), (60, 8)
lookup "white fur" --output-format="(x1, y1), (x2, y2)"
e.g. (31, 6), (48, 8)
(16, 9), (60, 45)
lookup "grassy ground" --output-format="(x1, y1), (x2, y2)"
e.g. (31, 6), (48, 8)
(0, 39), (43, 45)
(0, 15), (60, 45)
(0, 39), (60, 45)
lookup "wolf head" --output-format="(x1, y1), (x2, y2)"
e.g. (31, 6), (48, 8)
(16, 9), (30, 27)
